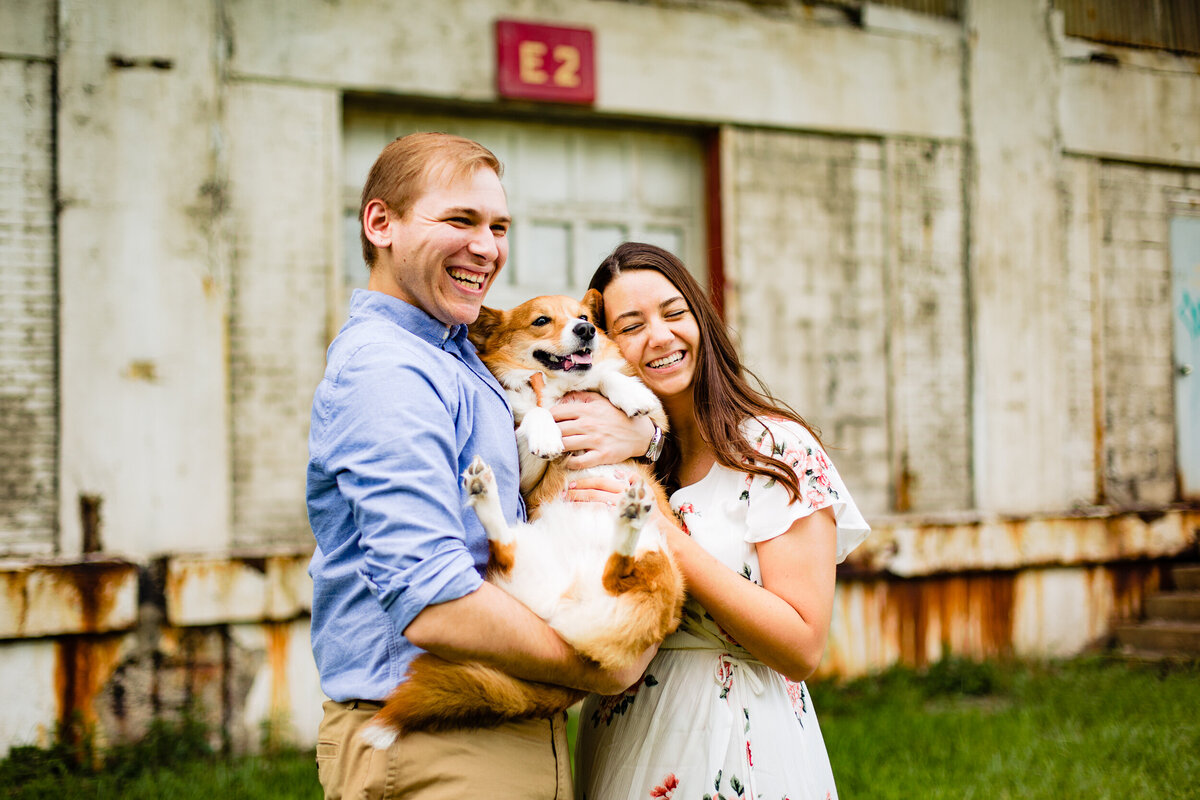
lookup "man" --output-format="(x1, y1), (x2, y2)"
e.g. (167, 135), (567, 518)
(307, 133), (656, 799)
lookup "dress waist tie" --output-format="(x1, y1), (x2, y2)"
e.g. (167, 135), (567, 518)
(714, 652), (765, 696)
(661, 640), (765, 795)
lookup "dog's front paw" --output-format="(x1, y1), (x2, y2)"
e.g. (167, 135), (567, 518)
(463, 456), (497, 505)
(519, 407), (564, 460)
(603, 377), (660, 418)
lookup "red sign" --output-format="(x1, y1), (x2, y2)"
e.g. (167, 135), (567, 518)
(496, 20), (595, 105)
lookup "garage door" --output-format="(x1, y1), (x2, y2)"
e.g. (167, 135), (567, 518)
(341, 107), (708, 312)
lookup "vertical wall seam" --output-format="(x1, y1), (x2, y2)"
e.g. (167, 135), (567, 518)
(958, 4), (978, 511)
(51, 0), (63, 555)
(880, 137), (900, 513)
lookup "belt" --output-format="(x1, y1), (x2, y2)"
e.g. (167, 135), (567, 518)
(340, 699), (384, 711)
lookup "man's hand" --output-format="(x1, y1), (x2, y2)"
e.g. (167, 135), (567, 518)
(552, 391), (655, 469)
(590, 643), (660, 695)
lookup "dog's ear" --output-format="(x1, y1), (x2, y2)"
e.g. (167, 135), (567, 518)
(468, 307), (502, 351)
(582, 289), (605, 331)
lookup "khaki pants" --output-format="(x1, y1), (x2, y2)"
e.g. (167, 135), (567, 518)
(316, 700), (572, 800)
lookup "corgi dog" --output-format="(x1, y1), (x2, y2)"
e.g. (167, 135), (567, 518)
(360, 291), (685, 745)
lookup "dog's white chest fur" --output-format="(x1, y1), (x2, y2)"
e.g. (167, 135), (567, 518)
(492, 465), (667, 620)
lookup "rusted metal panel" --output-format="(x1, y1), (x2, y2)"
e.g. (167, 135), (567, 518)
(843, 508), (1200, 577)
(233, 619), (324, 747)
(164, 552), (312, 627)
(1058, 0), (1200, 56)
(821, 559), (1174, 677)
(0, 559), (138, 639)
(0, 619), (322, 757)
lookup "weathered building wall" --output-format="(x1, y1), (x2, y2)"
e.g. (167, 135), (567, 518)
(967, 0), (1090, 513)
(1095, 163), (1200, 505)
(1, 0), (1198, 760)
(226, 83), (338, 547)
(828, 507), (1199, 674)
(727, 129), (893, 513)
(883, 138), (973, 512)
(727, 128), (972, 515)
(0, 1), (57, 555)
(55, 0), (232, 557)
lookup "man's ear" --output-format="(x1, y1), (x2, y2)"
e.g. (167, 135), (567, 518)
(362, 199), (394, 249)
(468, 307), (502, 351)
(582, 288), (605, 331)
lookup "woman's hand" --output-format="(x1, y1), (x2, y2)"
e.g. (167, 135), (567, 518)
(552, 391), (655, 469)
(561, 470), (635, 505)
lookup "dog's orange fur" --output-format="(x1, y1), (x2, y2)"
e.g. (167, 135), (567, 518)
(365, 292), (684, 739)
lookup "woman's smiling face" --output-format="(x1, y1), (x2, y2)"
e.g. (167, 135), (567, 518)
(602, 269), (700, 409)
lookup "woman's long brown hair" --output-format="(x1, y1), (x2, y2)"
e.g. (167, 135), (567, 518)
(588, 242), (820, 504)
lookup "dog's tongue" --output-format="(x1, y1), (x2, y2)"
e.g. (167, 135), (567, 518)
(563, 352), (593, 371)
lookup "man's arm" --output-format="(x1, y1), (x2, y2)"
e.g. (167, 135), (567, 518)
(331, 345), (649, 695)
(404, 584), (655, 694)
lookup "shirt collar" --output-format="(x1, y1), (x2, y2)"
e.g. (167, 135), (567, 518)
(349, 288), (468, 348)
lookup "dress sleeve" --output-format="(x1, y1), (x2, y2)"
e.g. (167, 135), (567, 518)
(740, 418), (870, 563)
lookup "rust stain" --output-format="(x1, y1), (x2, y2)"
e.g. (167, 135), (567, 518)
(1108, 560), (1162, 621)
(54, 635), (123, 736)
(265, 622), (291, 714)
(2, 561), (133, 637)
(894, 452), (913, 513)
(2, 569), (31, 634)
(125, 360), (159, 382)
(53, 562), (129, 634)
(163, 561), (188, 614)
(884, 572), (1017, 668)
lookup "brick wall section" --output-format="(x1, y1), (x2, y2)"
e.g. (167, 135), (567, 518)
(1097, 162), (1198, 505)
(883, 139), (972, 512)
(727, 129), (892, 515)
(0, 60), (56, 553)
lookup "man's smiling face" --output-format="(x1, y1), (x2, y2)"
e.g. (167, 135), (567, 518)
(369, 166), (511, 327)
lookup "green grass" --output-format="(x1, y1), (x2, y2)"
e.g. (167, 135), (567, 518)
(2, 752), (319, 799)
(4, 656), (1196, 799)
(0, 715), (320, 800)
(819, 654), (1200, 799)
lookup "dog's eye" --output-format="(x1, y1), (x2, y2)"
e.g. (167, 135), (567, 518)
(532, 316), (551, 327)
(578, 314), (589, 323)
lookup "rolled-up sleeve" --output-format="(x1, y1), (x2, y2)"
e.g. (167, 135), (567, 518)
(325, 342), (484, 635)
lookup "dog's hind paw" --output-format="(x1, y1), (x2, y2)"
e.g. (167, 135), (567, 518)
(463, 456), (496, 504)
(618, 481), (653, 527)
(359, 722), (398, 751)
(613, 480), (653, 557)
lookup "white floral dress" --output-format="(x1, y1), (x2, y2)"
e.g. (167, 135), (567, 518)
(575, 418), (870, 800)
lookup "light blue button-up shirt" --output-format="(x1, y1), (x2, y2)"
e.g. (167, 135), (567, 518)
(307, 289), (523, 702)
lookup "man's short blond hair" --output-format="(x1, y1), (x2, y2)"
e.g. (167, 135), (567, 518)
(358, 132), (504, 267)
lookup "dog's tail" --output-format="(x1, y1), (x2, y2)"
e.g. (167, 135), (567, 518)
(360, 653), (585, 748)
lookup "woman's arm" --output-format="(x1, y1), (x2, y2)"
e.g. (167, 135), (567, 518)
(567, 471), (839, 683)
(663, 507), (838, 682)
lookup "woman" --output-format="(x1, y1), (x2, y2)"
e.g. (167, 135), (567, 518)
(573, 243), (870, 800)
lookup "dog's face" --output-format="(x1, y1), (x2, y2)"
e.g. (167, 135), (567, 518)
(469, 289), (612, 374)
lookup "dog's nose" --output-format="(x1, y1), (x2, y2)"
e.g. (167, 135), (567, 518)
(573, 321), (595, 340)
